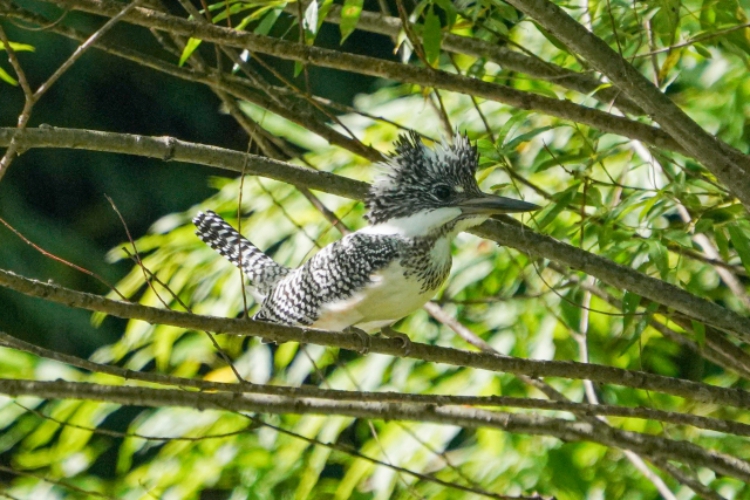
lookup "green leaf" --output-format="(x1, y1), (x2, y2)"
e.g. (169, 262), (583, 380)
(0, 65), (18, 86)
(302, 0), (319, 37)
(294, 60), (304, 77)
(339, 0), (363, 43)
(646, 240), (670, 279)
(179, 38), (202, 66)
(0, 41), (35, 52)
(495, 112), (528, 146)
(662, 229), (692, 248)
(626, 302), (659, 353)
(653, 0), (681, 46)
(423, 7), (443, 66)
(502, 125), (557, 154)
(432, 0), (458, 27)
(693, 42), (712, 58)
(0, 41), (34, 86)
(533, 152), (588, 173)
(622, 292), (641, 334)
(692, 321), (706, 346)
(534, 184), (577, 231)
(598, 221), (613, 250)
(255, 8), (282, 35)
(714, 227), (730, 261)
(727, 224), (750, 275)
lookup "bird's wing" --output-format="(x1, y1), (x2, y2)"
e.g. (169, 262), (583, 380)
(253, 232), (399, 328)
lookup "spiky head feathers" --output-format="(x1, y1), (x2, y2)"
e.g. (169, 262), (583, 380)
(365, 132), (483, 224)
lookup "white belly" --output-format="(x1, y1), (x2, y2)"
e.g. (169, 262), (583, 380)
(310, 260), (440, 332)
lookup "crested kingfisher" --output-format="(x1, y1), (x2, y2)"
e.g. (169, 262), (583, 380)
(194, 133), (537, 343)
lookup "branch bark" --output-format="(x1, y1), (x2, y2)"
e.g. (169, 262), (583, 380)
(308, 4), (644, 115)
(2, 127), (748, 343)
(2, 377), (749, 482)
(2, 267), (750, 410)
(4, 330), (749, 437)
(39, 0), (687, 154)
(502, 0), (750, 210)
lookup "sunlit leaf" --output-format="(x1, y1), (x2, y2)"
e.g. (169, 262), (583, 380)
(0, 41), (35, 52)
(303, 0), (319, 36)
(727, 224), (750, 275)
(179, 37), (202, 67)
(622, 291), (641, 334)
(0, 65), (18, 86)
(423, 7), (443, 66)
(339, 0), (363, 43)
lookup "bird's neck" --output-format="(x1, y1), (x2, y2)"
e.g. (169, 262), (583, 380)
(360, 208), (489, 241)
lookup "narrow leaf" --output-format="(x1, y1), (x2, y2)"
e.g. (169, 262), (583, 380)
(339, 0), (363, 43)
(727, 224), (750, 275)
(423, 7), (442, 66)
(647, 240), (670, 279)
(179, 38), (202, 67)
(254, 9), (282, 35)
(692, 321), (706, 346)
(621, 291), (641, 334)
(0, 65), (18, 86)
(535, 185), (577, 231)
(303, 0), (319, 36)
(0, 42), (35, 52)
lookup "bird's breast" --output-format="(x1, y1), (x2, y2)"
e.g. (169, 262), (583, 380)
(311, 236), (453, 332)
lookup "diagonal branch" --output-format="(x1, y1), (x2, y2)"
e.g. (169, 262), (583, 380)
(42, 0), (687, 154)
(4, 330), (750, 437)
(2, 267), (750, 410)
(1, 127), (748, 343)
(309, 4), (644, 115)
(2, 377), (750, 482)
(501, 0), (750, 210)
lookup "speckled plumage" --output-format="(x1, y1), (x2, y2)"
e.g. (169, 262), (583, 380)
(194, 132), (536, 333)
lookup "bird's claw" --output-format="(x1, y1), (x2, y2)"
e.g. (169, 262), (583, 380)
(345, 327), (371, 355)
(381, 326), (412, 356)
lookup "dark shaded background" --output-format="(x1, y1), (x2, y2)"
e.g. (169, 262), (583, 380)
(0, 2), (393, 356)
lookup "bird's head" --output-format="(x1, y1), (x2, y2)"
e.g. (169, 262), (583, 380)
(365, 132), (538, 235)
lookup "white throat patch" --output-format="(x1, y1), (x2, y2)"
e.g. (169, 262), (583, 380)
(360, 207), (463, 238)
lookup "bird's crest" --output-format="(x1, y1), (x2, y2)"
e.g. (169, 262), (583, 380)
(365, 132), (481, 224)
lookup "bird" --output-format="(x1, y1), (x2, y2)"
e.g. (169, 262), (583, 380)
(193, 132), (537, 349)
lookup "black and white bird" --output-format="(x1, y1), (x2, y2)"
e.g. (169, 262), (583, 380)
(194, 133), (537, 339)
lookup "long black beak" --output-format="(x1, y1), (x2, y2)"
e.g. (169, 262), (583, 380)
(458, 194), (539, 214)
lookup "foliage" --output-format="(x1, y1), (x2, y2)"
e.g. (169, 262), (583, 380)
(1, 0), (750, 498)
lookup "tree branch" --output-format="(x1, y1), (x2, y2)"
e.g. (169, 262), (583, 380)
(42, 0), (687, 154)
(501, 0), (750, 210)
(2, 127), (748, 344)
(4, 330), (749, 438)
(2, 267), (750, 410)
(2, 377), (749, 482)
(311, 4), (644, 115)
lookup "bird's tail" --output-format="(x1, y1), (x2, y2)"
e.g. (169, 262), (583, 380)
(193, 210), (290, 292)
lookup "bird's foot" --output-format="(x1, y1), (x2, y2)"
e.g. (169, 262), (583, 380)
(380, 326), (412, 356)
(344, 326), (371, 355)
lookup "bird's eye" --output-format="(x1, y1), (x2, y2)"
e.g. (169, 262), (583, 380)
(433, 184), (452, 201)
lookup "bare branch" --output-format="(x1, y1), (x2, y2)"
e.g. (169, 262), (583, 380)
(43, 0), (687, 153)
(2, 378), (750, 482)
(502, 0), (750, 210)
(2, 126), (748, 344)
(2, 267), (750, 410)
(4, 330), (750, 437)
(312, 4), (644, 115)
(33, 0), (141, 99)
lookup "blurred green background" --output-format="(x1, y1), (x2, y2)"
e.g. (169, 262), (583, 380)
(0, 2), (389, 355)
